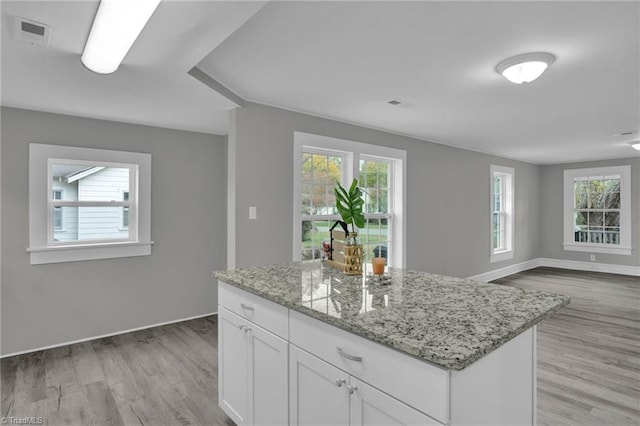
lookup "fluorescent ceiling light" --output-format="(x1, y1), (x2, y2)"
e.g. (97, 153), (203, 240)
(496, 52), (555, 84)
(631, 142), (640, 151)
(82, 0), (161, 74)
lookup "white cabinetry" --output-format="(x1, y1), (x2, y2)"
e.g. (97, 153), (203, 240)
(290, 345), (440, 426)
(218, 284), (289, 426)
(218, 281), (537, 426)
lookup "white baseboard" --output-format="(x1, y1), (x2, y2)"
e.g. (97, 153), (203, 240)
(467, 259), (541, 282)
(538, 258), (640, 277)
(1, 311), (218, 359)
(468, 257), (640, 282)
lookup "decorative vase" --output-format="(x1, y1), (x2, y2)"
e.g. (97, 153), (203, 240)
(343, 232), (363, 275)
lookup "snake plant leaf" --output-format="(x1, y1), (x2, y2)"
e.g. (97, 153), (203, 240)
(335, 178), (366, 232)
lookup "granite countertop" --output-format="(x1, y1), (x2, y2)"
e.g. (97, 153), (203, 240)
(214, 262), (569, 370)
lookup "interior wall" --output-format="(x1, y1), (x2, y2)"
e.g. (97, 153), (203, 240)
(539, 157), (640, 267)
(1, 107), (227, 356)
(230, 102), (541, 277)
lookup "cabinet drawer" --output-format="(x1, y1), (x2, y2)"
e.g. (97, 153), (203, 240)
(290, 310), (449, 424)
(218, 281), (288, 339)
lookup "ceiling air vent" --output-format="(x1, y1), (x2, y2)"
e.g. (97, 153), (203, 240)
(14, 17), (51, 47)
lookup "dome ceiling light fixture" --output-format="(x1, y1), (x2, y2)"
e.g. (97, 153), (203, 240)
(496, 52), (555, 84)
(631, 142), (640, 151)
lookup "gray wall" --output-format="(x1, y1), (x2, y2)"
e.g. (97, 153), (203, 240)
(231, 102), (541, 277)
(540, 157), (640, 267)
(1, 107), (227, 355)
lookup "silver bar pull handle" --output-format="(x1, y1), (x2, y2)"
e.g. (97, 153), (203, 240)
(336, 347), (363, 363)
(241, 303), (254, 311)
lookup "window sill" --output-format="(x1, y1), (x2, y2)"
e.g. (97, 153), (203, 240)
(490, 250), (514, 263)
(27, 241), (154, 265)
(563, 243), (632, 256)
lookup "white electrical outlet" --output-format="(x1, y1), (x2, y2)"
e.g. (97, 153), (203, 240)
(590, 254), (596, 262)
(249, 206), (257, 220)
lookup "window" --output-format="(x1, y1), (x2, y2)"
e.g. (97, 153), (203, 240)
(490, 165), (514, 263)
(52, 189), (63, 231)
(564, 166), (631, 255)
(29, 144), (152, 264)
(121, 191), (130, 229)
(294, 132), (405, 268)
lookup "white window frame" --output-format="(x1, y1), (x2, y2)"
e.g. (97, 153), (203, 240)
(293, 132), (406, 268)
(28, 143), (153, 264)
(490, 165), (514, 263)
(563, 165), (632, 255)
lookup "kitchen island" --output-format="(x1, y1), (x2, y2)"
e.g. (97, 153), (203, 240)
(214, 262), (569, 426)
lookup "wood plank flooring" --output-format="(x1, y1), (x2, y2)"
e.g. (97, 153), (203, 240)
(1, 267), (638, 425)
(1, 316), (234, 426)
(494, 267), (640, 426)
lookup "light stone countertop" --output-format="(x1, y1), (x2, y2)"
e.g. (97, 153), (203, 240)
(214, 261), (570, 370)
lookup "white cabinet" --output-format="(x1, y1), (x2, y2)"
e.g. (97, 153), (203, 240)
(350, 378), (441, 426)
(290, 345), (440, 426)
(290, 345), (350, 426)
(219, 306), (249, 425)
(218, 306), (288, 426)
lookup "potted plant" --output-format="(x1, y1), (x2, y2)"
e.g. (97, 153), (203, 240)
(335, 178), (365, 238)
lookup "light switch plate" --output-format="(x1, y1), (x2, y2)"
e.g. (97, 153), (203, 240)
(249, 206), (257, 220)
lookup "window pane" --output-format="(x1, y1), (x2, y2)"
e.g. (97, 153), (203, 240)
(359, 159), (390, 214)
(574, 211), (587, 228)
(587, 211), (603, 227)
(574, 180), (588, 209)
(588, 180), (605, 209)
(52, 206), (129, 242)
(53, 207), (63, 230)
(604, 211), (619, 227)
(301, 220), (331, 261)
(360, 218), (389, 263)
(51, 163), (129, 202)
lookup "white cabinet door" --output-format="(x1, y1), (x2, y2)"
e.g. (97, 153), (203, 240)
(350, 378), (442, 426)
(290, 346), (350, 426)
(219, 307), (249, 426)
(249, 320), (288, 426)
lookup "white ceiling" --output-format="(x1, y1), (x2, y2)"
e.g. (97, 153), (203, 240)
(1, 1), (266, 135)
(2, 1), (639, 164)
(198, 1), (640, 164)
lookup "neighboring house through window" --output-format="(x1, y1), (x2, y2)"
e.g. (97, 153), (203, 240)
(563, 165), (631, 255)
(490, 165), (514, 263)
(293, 132), (406, 268)
(52, 189), (63, 231)
(122, 191), (130, 230)
(29, 144), (152, 264)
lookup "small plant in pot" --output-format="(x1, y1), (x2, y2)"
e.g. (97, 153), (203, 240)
(335, 178), (365, 245)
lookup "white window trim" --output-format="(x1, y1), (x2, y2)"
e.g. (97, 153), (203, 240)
(28, 143), (153, 264)
(563, 165), (632, 256)
(293, 132), (406, 268)
(490, 165), (514, 263)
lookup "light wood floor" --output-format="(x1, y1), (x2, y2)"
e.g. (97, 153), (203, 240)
(494, 267), (640, 426)
(1, 316), (234, 426)
(1, 267), (638, 425)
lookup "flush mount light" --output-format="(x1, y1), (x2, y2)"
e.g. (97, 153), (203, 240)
(496, 52), (555, 84)
(631, 142), (640, 151)
(81, 0), (161, 74)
